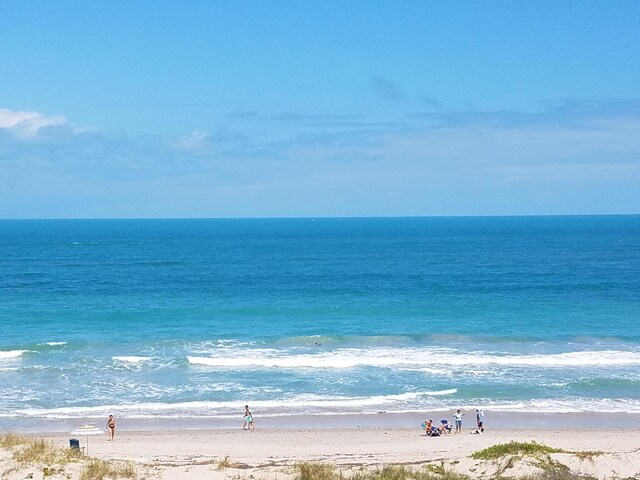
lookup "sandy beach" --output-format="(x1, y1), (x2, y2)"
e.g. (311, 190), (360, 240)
(3, 423), (640, 480)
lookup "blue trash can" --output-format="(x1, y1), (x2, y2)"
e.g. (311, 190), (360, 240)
(69, 438), (80, 450)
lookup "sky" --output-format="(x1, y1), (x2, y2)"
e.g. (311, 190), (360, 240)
(1, 0), (639, 218)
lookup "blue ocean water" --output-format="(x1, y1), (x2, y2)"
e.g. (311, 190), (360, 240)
(1, 216), (639, 430)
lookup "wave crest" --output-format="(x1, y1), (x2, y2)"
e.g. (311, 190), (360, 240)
(187, 348), (640, 369)
(0, 350), (28, 360)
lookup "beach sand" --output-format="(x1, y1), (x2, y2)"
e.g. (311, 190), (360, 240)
(2, 424), (640, 480)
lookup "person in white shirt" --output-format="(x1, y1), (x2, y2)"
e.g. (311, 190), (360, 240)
(453, 409), (464, 434)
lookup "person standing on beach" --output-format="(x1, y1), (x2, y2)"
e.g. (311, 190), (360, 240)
(106, 415), (116, 440)
(453, 409), (464, 434)
(475, 409), (484, 433)
(242, 405), (255, 431)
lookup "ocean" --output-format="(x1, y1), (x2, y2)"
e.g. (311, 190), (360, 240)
(1, 216), (639, 432)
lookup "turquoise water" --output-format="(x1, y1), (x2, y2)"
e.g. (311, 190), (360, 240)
(1, 216), (639, 430)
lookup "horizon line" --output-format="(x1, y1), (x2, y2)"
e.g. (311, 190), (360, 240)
(1, 213), (639, 221)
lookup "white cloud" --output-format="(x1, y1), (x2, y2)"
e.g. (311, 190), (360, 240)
(1, 100), (639, 217)
(173, 130), (211, 152)
(0, 108), (67, 138)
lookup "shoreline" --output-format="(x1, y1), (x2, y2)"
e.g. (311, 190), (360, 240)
(4, 410), (640, 434)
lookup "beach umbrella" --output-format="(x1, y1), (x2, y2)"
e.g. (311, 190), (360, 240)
(70, 424), (103, 453)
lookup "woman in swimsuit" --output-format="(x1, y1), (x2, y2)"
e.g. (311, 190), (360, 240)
(106, 415), (116, 440)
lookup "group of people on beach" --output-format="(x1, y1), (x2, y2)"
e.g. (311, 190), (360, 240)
(109, 405), (488, 439)
(422, 409), (484, 436)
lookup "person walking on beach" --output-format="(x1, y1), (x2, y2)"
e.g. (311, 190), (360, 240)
(475, 409), (484, 433)
(106, 415), (116, 440)
(453, 409), (464, 434)
(242, 405), (255, 431)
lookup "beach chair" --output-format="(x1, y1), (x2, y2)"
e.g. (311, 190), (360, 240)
(440, 419), (453, 434)
(427, 426), (441, 436)
(421, 420), (441, 437)
(69, 438), (85, 453)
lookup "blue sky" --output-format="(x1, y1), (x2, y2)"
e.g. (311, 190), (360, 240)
(1, 1), (639, 218)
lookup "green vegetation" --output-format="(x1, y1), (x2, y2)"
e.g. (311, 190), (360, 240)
(234, 458), (609, 480)
(217, 455), (246, 470)
(468, 441), (603, 480)
(1, 434), (82, 478)
(42, 465), (65, 477)
(290, 457), (603, 480)
(423, 464), (446, 476)
(11, 437), (84, 466)
(471, 441), (565, 460)
(516, 470), (598, 480)
(0, 434), (609, 480)
(573, 450), (604, 462)
(296, 461), (341, 480)
(294, 462), (469, 480)
(0, 433), (27, 449)
(0, 433), (135, 480)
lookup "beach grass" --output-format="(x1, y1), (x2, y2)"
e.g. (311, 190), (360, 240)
(8, 436), (84, 466)
(467, 442), (604, 480)
(79, 459), (136, 480)
(572, 450), (605, 461)
(296, 461), (341, 480)
(0, 433), (136, 480)
(0, 434), (616, 480)
(0, 433), (27, 450)
(294, 460), (601, 480)
(217, 455), (247, 469)
(295, 462), (469, 480)
(471, 441), (565, 460)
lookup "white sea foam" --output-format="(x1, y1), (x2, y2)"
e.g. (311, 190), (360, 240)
(0, 350), (28, 360)
(113, 356), (152, 364)
(458, 350), (640, 367)
(41, 342), (67, 346)
(3, 392), (448, 419)
(187, 351), (407, 368)
(8, 394), (640, 420)
(480, 397), (640, 413)
(187, 347), (640, 370)
(427, 388), (457, 396)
